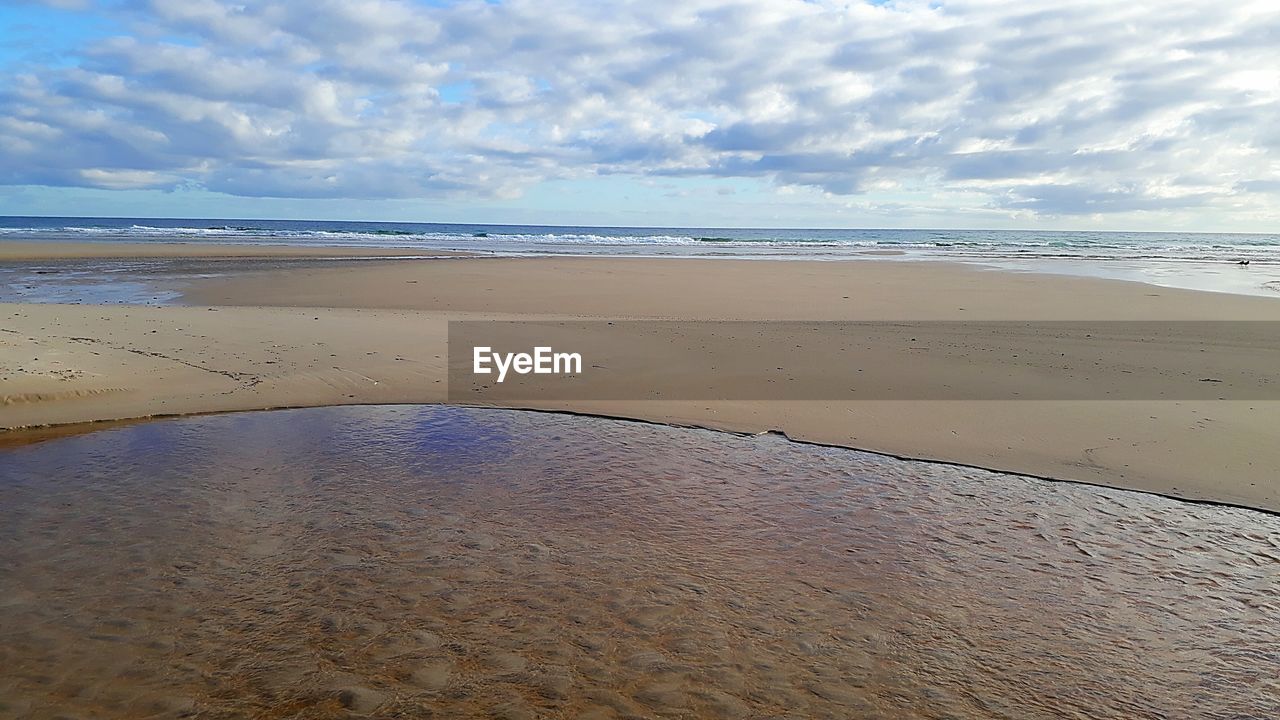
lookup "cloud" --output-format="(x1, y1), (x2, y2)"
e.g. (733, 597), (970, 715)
(1001, 183), (1216, 214)
(0, 0), (1278, 220)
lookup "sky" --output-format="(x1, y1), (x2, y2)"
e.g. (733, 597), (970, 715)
(0, 0), (1277, 230)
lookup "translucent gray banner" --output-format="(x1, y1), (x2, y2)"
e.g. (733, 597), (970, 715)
(448, 321), (1280, 401)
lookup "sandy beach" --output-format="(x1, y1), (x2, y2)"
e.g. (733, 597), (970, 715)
(7, 2), (1279, 715)
(2, 247), (1279, 512)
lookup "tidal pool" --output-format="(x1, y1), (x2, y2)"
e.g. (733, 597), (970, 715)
(0, 405), (1276, 719)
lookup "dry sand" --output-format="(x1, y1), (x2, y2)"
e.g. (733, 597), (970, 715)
(2, 251), (1279, 512)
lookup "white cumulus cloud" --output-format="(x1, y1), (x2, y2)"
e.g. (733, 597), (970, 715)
(1, 0), (1278, 221)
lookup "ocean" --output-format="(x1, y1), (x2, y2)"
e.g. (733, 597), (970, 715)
(2, 216), (1278, 295)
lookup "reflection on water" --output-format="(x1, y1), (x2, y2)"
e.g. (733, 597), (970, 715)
(0, 257), (404, 305)
(0, 259), (204, 305)
(0, 264), (181, 304)
(0, 406), (1277, 719)
(972, 256), (1280, 297)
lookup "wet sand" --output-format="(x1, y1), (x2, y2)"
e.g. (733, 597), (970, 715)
(2, 406), (1277, 719)
(2, 253), (1280, 511)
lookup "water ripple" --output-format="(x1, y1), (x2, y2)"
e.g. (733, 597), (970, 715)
(0, 405), (1276, 719)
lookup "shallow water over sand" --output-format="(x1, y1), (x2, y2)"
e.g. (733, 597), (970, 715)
(1, 405), (1277, 719)
(0, 257), (387, 305)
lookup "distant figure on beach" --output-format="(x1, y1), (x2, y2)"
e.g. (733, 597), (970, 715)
(1237, 259), (1250, 266)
